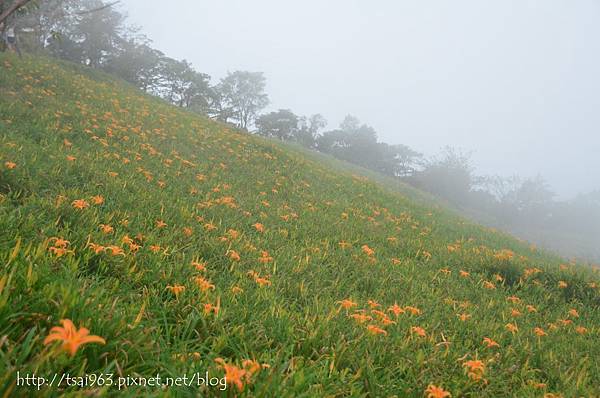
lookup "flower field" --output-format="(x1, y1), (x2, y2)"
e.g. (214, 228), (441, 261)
(0, 54), (599, 397)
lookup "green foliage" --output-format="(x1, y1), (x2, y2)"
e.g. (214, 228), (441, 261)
(0, 54), (599, 397)
(217, 71), (269, 130)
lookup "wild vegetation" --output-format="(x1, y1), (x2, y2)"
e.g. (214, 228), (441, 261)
(2, 0), (598, 263)
(1, 53), (599, 397)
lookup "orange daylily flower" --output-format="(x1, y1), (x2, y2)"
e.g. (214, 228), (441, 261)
(192, 260), (207, 271)
(44, 319), (105, 356)
(156, 220), (167, 228)
(122, 235), (135, 245)
(241, 359), (260, 376)
(366, 324), (387, 336)
(194, 277), (215, 292)
(463, 359), (485, 381)
(411, 326), (426, 337)
(558, 281), (568, 289)
(388, 303), (405, 317)
(87, 243), (105, 254)
(425, 384), (451, 398)
(361, 245), (375, 256)
(405, 306), (422, 316)
(71, 199), (89, 210)
(459, 270), (470, 278)
(167, 284), (185, 298)
(533, 327), (547, 337)
(483, 281), (495, 290)
(505, 323), (518, 334)
(337, 299), (358, 310)
(5, 161), (16, 169)
(227, 250), (241, 262)
(105, 245), (125, 256)
(568, 309), (579, 318)
(367, 300), (381, 309)
(252, 223), (265, 233)
(254, 276), (272, 287)
(494, 249), (514, 261)
(575, 326), (588, 335)
(482, 337), (499, 348)
(349, 313), (372, 323)
(203, 302), (219, 315)
(457, 313), (471, 321)
(258, 251), (273, 263)
(50, 237), (70, 248)
(99, 224), (113, 234)
(524, 268), (542, 277)
(223, 363), (247, 391)
(91, 195), (104, 205)
(49, 246), (74, 257)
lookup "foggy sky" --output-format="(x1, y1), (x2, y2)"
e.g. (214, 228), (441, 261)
(120, 0), (600, 199)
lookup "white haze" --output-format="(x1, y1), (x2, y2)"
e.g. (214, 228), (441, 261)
(120, 0), (600, 199)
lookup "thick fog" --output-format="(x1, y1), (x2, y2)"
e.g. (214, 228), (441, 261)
(121, 0), (600, 199)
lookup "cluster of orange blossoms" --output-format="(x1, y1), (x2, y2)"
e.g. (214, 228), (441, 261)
(48, 237), (74, 257)
(214, 358), (269, 392)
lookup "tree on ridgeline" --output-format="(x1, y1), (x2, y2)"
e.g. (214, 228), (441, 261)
(158, 58), (212, 112)
(316, 115), (422, 177)
(411, 146), (474, 205)
(256, 109), (299, 141)
(216, 71), (269, 130)
(103, 39), (165, 92)
(295, 114), (327, 149)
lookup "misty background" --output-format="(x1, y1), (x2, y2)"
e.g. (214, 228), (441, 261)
(3, 0), (598, 262)
(120, 0), (600, 199)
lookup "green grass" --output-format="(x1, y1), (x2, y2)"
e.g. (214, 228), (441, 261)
(0, 54), (599, 397)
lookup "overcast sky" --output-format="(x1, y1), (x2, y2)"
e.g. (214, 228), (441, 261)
(119, 0), (600, 199)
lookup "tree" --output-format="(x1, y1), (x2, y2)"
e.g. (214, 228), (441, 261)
(103, 39), (165, 92)
(381, 143), (422, 177)
(71, 0), (124, 67)
(256, 109), (299, 141)
(217, 71), (269, 130)
(412, 146), (474, 204)
(294, 114), (326, 148)
(6, 0), (77, 52)
(317, 115), (384, 171)
(158, 58), (212, 112)
(0, 0), (34, 26)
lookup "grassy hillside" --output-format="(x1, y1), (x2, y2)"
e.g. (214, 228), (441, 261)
(1, 54), (599, 397)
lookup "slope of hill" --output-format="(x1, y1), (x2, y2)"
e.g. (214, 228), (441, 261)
(1, 54), (599, 397)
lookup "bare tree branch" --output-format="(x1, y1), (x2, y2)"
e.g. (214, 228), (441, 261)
(74, 0), (121, 15)
(0, 0), (33, 25)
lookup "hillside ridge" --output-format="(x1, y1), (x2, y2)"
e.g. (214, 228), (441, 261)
(1, 54), (599, 397)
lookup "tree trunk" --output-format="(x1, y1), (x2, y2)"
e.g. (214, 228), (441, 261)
(0, 0), (33, 25)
